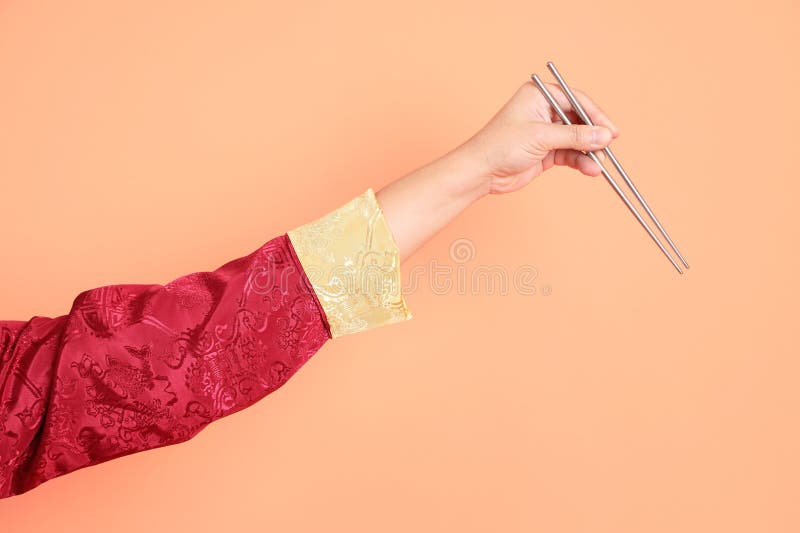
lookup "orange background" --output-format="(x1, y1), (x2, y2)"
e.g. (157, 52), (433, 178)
(1, 1), (798, 531)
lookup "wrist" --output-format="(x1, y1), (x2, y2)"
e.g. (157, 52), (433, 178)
(436, 142), (492, 204)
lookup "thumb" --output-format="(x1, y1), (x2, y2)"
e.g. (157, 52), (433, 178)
(536, 123), (613, 152)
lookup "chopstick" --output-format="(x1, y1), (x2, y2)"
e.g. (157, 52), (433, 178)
(530, 72), (685, 274)
(545, 61), (689, 269)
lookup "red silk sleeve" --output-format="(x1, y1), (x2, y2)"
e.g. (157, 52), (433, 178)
(0, 234), (331, 499)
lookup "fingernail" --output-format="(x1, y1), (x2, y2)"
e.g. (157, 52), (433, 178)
(592, 126), (612, 146)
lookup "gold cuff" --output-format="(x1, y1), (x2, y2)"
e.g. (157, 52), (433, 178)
(287, 188), (412, 338)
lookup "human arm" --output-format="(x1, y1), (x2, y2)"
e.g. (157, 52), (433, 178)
(0, 79), (617, 499)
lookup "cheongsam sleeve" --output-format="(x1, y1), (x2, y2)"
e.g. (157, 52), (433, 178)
(0, 188), (411, 499)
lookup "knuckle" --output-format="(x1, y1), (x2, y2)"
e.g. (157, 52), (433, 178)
(570, 125), (583, 145)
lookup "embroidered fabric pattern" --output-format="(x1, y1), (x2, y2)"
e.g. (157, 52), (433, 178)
(287, 188), (412, 338)
(0, 234), (330, 499)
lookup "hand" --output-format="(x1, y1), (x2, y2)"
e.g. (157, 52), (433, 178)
(459, 80), (620, 194)
(376, 79), (621, 260)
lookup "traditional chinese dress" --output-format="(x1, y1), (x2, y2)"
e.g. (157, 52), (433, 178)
(0, 189), (411, 498)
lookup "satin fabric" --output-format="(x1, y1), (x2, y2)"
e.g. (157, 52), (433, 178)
(287, 188), (412, 338)
(0, 234), (331, 499)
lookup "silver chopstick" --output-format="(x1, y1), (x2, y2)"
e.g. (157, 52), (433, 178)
(530, 73), (684, 274)
(545, 61), (689, 269)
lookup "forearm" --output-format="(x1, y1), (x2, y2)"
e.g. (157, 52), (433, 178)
(376, 143), (489, 262)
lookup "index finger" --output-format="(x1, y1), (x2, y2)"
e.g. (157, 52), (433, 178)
(570, 86), (619, 137)
(542, 82), (619, 137)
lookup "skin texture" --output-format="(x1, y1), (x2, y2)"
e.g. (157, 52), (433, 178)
(376, 80), (620, 261)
